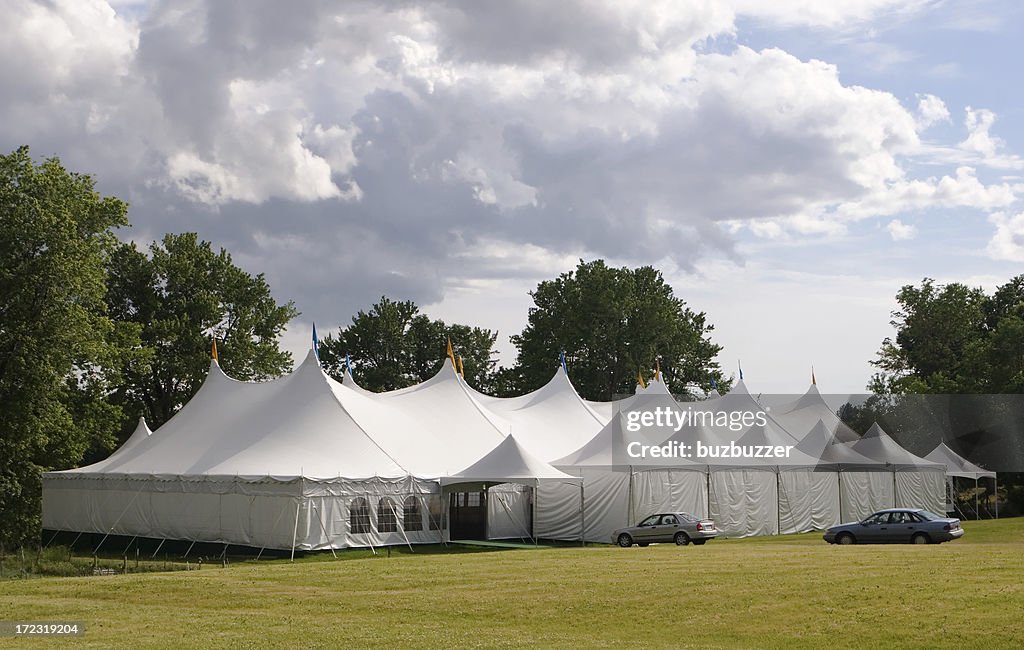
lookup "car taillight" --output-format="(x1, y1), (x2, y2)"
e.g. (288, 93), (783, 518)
(696, 523), (703, 531)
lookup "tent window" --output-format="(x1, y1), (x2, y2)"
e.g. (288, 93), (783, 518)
(403, 496), (423, 531)
(378, 497), (398, 533)
(427, 494), (445, 531)
(467, 492), (481, 507)
(350, 497), (372, 534)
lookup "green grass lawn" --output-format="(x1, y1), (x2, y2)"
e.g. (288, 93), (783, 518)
(2, 518), (1022, 649)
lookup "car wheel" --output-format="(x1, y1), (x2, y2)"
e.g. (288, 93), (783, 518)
(617, 533), (633, 548)
(836, 532), (855, 545)
(912, 532), (931, 545)
(674, 532), (690, 546)
(692, 539), (707, 545)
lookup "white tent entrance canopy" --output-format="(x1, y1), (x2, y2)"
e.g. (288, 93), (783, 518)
(440, 435), (584, 543)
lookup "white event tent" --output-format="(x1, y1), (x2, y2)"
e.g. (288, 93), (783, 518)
(42, 348), (953, 551)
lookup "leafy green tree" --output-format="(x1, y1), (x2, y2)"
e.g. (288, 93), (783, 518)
(0, 146), (131, 546)
(510, 260), (727, 400)
(318, 296), (498, 391)
(105, 233), (299, 429)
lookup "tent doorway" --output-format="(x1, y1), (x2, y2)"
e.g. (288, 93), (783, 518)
(449, 490), (487, 539)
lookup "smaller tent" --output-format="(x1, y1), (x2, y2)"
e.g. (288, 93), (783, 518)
(925, 442), (997, 518)
(442, 435), (583, 542)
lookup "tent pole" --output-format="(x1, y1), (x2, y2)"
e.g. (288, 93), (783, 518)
(627, 466), (634, 524)
(387, 499), (415, 553)
(995, 476), (999, 518)
(312, 505), (337, 559)
(532, 485), (538, 546)
(892, 471), (897, 508)
(776, 472), (781, 536)
(706, 470), (711, 521)
(975, 477), (980, 520)
(837, 470), (843, 524)
(290, 500), (301, 563)
(579, 481), (585, 547)
(150, 538), (166, 559)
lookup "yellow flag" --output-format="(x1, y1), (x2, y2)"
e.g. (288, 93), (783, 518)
(637, 370), (646, 389)
(446, 336), (456, 369)
(211, 338), (219, 362)
(812, 366), (817, 385)
(655, 358), (661, 381)
(458, 355), (465, 378)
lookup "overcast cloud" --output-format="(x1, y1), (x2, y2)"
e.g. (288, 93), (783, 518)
(3, 0), (1022, 392)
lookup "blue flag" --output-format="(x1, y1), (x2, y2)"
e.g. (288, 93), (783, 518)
(710, 377), (718, 389)
(345, 353), (353, 375)
(559, 350), (567, 373)
(312, 322), (320, 360)
(738, 360), (743, 381)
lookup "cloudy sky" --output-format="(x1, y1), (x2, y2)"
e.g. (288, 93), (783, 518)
(4, 0), (1022, 393)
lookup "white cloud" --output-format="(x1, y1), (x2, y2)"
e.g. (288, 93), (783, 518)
(987, 212), (1024, 262)
(886, 219), (917, 241)
(916, 93), (951, 130)
(960, 107), (1004, 158)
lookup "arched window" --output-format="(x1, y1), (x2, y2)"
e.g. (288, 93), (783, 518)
(378, 497), (398, 533)
(350, 497), (371, 534)
(403, 496), (423, 532)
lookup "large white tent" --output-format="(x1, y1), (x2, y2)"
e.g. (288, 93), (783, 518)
(925, 442), (998, 518)
(43, 349), (955, 550)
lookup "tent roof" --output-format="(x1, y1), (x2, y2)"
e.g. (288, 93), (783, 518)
(796, 420), (882, 468)
(772, 384), (861, 443)
(440, 434), (582, 486)
(924, 442), (996, 479)
(844, 423), (945, 471)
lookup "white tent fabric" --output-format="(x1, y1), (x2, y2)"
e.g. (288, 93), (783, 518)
(925, 442), (996, 479)
(43, 347), (954, 549)
(772, 384), (861, 443)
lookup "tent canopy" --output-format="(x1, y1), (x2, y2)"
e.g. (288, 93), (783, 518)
(440, 435), (583, 487)
(925, 442), (996, 479)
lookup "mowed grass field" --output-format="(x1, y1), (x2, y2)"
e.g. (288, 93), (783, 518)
(2, 519), (1022, 649)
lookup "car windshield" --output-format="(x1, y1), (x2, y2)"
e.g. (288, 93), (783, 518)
(916, 510), (943, 521)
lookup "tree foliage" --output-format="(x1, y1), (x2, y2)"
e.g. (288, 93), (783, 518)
(0, 146), (131, 546)
(104, 233), (299, 429)
(870, 277), (1024, 394)
(510, 260), (727, 400)
(318, 296), (498, 392)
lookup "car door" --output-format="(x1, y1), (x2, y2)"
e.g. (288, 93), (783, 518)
(634, 515), (661, 542)
(890, 511), (919, 541)
(656, 514), (680, 542)
(858, 512), (888, 542)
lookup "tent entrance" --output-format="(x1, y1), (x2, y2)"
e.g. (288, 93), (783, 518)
(449, 490), (488, 539)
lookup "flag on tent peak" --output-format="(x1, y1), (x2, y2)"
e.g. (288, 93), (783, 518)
(637, 370), (647, 389)
(812, 366), (817, 385)
(458, 355), (465, 378)
(312, 322), (320, 360)
(655, 358), (661, 381)
(211, 338), (219, 362)
(738, 360), (744, 381)
(446, 336), (456, 369)
(559, 350), (567, 373)
(345, 353), (354, 375)
(710, 377), (717, 390)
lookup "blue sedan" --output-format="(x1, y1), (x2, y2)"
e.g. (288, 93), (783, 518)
(824, 508), (964, 545)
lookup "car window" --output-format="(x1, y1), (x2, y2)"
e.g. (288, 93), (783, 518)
(907, 512), (922, 523)
(662, 515), (677, 525)
(891, 512), (906, 524)
(639, 515), (660, 526)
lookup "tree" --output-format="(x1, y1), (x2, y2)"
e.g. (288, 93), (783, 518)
(0, 146), (131, 547)
(104, 233), (299, 429)
(510, 260), (727, 401)
(318, 297), (498, 391)
(869, 277), (1024, 394)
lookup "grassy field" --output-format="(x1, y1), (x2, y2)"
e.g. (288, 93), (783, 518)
(1, 519), (1022, 649)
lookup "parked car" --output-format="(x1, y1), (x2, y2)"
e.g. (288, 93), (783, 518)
(613, 512), (717, 547)
(823, 508), (964, 545)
